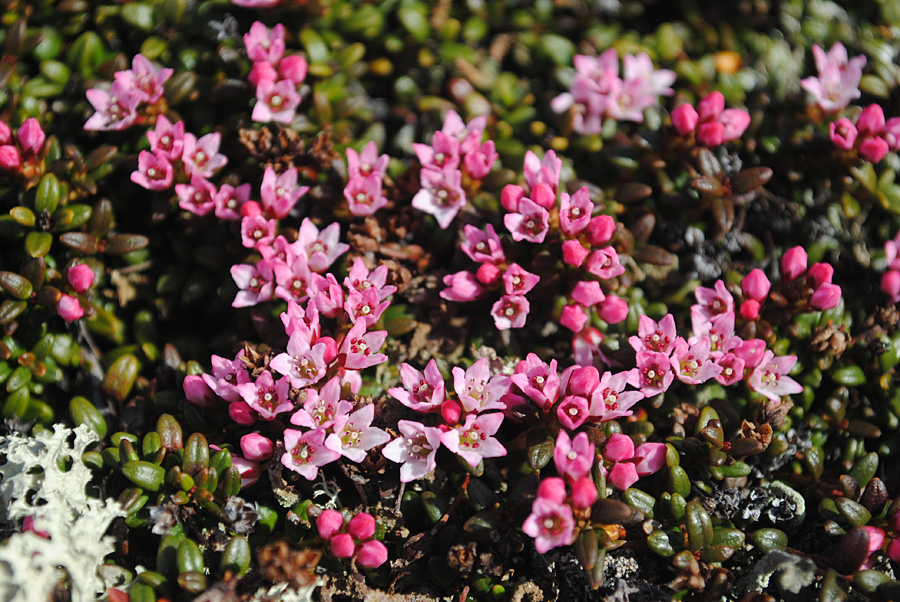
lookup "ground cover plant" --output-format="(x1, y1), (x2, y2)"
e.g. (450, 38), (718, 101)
(6, 0), (900, 601)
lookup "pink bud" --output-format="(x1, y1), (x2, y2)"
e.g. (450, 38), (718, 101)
(476, 263), (501, 285)
(240, 433), (275, 461)
(810, 283), (841, 310)
(696, 121), (725, 147)
(537, 477), (567, 504)
(183, 375), (217, 408)
(859, 136), (890, 163)
(570, 477), (598, 510)
(248, 61), (278, 86)
(882, 269), (900, 303)
(562, 240), (590, 267)
(16, 118), (45, 155)
(586, 215), (616, 246)
(317, 336), (338, 364)
(356, 539), (388, 568)
(781, 246), (808, 281)
(241, 200), (263, 218)
(741, 268), (770, 302)
(0, 120), (10, 145)
(228, 401), (256, 426)
(0, 145), (21, 170)
(317, 509), (345, 540)
(530, 183), (556, 210)
(501, 184), (525, 212)
(571, 281), (605, 307)
(348, 513), (376, 540)
(806, 262), (833, 289)
(278, 55), (308, 85)
(57, 295), (84, 322)
(857, 104), (886, 136)
(330, 533), (356, 558)
(830, 118), (858, 150)
(697, 91), (725, 123)
(441, 400), (461, 425)
(888, 538), (900, 563)
(67, 264), (95, 293)
(560, 304), (588, 332)
(740, 299), (760, 321)
(671, 103), (699, 136)
(861, 526), (885, 555)
(596, 295), (628, 324)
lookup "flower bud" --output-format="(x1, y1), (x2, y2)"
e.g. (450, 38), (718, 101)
(781, 246), (808, 281)
(356, 540), (388, 568)
(859, 136), (889, 163)
(316, 337), (338, 364)
(586, 215), (616, 246)
(67, 264), (95, 293)
(240, 200), (263, 218)
(857, 104), (886, 136)
(330, 533), (356, 558)
(537, 477), (567, 504)
(0, 145), (21, 170)
(671, 103), (698, 136)
(476, 262), (501, 285)
(184, 375), (217, 408)
(882, 269), (900, 303)
(883, 117), (900, 151)
(810, 283), (841, 310)
(228, 401), (256, 426)
(316, 509), (344, 540)
(562, 240), (589, 267)
(696, 121), (725, 147)
(560, 304), (588, 332)
(240, 433), (275, 461)
(441, 399), (461, 426)
(596, 295), (628, 324)
(57, 294), (84, 322)
(348, 513), (376, 540)
(739, 299), (760, 321)
(530, 183), (556, 210)
(570, 477), (599, 509)
(697, 91), (725, 123)
(279, 55), (308, 85)
(249, 61), (278, 86)
(500, 184), (524, 212)
(571, 281), (605, 307)
(741, 268), (770, 302)
(17, 118), (45, 155)
(830, 118), (858, 150)
(0, 120), (10, 145)
(806, 262), (833, 289)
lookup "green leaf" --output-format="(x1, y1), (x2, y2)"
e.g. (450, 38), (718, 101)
(122, 460), (166, 491)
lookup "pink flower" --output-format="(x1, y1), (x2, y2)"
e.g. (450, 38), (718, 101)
(741, 269), (771, 302)
(237, 370), (293, 420)
(670, 337), (722, 385)
(357, 540), (388, 568)
(348, 513), (376, 540)
(183, 375), (216, 408)
(559, 187), (594, 237)
(281, 427), (341, 480)
(297, 219), (349, 272)
(412, 168), (466, 229)
(0, 120), (10, 145)
(734, 338), (767, 369)
(261, 167), (308, 219)
(131, 151), (173, 190)
(240, 433), (275, 461)
(339, 320), (388, 370)
(461, 224), (505, 264)
(344, 257), (396, 300)
(560, 304), (588, 333)
(453, 358), (508, 413)
(692, 280), (734, 336)
(524, 149), (562, 193)
(182, 132), (228, 178)
(747, 351), (803, 401)
(671, 103), (699, 136)
(714, 353), (745, 386)
(253, 78), (301, 124)
(270, 331), (329, 388)
(326, 404), (391, 463)
(273, 256), (313, 303)
(347, 141), (389, 180)
(571, 281), (605, 307)
(146, 116), (185, 161)
(84, 82), (141, 131)
(501, 184), (525, 213)
(202, 352), (251, 402)
(673, 92), (750, 146)
(603, 434), (666, 490)
(571, 477), (599, 510)
(830, 118), (858, 150)
(440, 271), (486, 302)
(279, 55), (308, 85)
(781, 246), (808, 281)
(291, 377), (352, 430)
(231, 260), (275, 307)
(175, 175), (218, 216)
(801, 43), (866, 113)
(441, 110), (488, 155)
(317, 509), (344, 540)
(557, 394), (590, 429)
(810, 283), (842, 310)
(310, 273), (345, 318)
(382, 420), (444, 482)
(629, 314), (677, 355)
(562, 240), (590, 267)
(441, 412), (506, 468)
(463, 139), (497, 179)
(241, 215), (277, 249)
(388, 360), (446, 412)
(882, 270), (900, 303)
(0, 145), (21, 171)
(332, 533), (355, 560)
(584, 247), (625, 279)
(67, 264), (95, 294)
(522, 498), (576, 553)
(740, 299), (760, 321)
(17, 118), (46, 155)
(553, 430), (594, 484)
(344, 173), (387, 216)
(632, 351), (675, 396)
(537, 477), (567, 504)
(114, 54), (172, 105)
(491, 294), (530, 330)
(415, 131), (461, 172)
(505, 197), (551, 244)
(597, 295), (628, 323)
(344, 287), (390, 328)
(244, 22), (285, 63)
(510, 354), (559, 410)
(859, 136), (890, 163)
(57, 294), (84, 322)
(588, 370), (644, 421)
(502, 264), (539, 296)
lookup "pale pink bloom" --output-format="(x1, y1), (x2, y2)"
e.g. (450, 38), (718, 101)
(344, 256), (396, 300)
(231, 260), (275, 307)
(253, 78), (301, 124)
(522, 498), (576, 553)
(441, 412), (506, 467)
(282, 427), (341, 480)
(704, 312), (741, 355)
(559, 187), (593, 237)
(244, 21), (285, 63)
(589, 370), (644, 422)
(347, 141), (389, 180)
(800, 43), (866, 113)
(747, 351), (803, 401)
(261, 166), (308, 219)
(237, 370), (293, 420)
(557, 394), (590, 429)
(344, 173), (387, 216)
(213, 183), (251, 221)
(202, 352), (251, 402)
(17, 118), (45, 155)
(714, 353), (745, 386)
(491, 294), (530, 330)
(182, 132), (228, 178)
(281, 299), (321, 340)
(270, 331), (329, 388)
(461, 224), (505, 265)
(463, 139), (497, 179)
(57, 295), (83, 322)
(562, 240), (590, 267)
(344, 287), (390, 328)
(382, 420), (444, 482)
(290, 377), (352, 430)
(607, 56), (675, 122)
(629, 314), (677, 355)
(830, 118), (858, 150)
(505, 197), (550, 243)
(339, 320), (388, 370)
(692, 280), (734, 336)
(441, 110), (488, 155)
(241, 214), (277, 248)
(560, 304), (588, 333)
(502, 264), (539, 296)
(260, 234), (301, 267)
(632, 351), (675, 395)
(510, 354), (559, 410)
(440, 271), (486, 302)
(733, 338), (767, 369)
(84, 82), (141, 131)
(114, 54), (172, 104)
(389, 360), (446, 412)
(597, 294), (628, 324)
(453, 357), (509, 413)
(552, 430), (594, 484)
(524, 149), (562, 194)
(174, 175), (217, 216)
(326, 404), (391, 463)
(273, 255), (313, 303)
(412, 167), (466, 229)
(297, 218), (350, 272)
(146, 116), (185, 161)
(310, 273), (346, 318)
(279, 55), (308, 85)
(241, 433), (275, 461)
(415, 131), (460, 171)
(571, 281), (605, 307)
(584, 246), (625, 279)
(67, 264), (95, 294)
(670, 337), (722, 385)
(781, 246), (808, 281)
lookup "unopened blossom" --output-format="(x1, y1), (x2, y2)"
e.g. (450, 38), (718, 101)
(382, 420), (444, 482)
(629, 314), (677, 355)
(505, 197), (550, 243)
(453, 357), (508, 413)
(57, 295), (84, 322)
(297, 219), (350, 273)
(0, 145), (21, 171)
(559, 365), (600, 399)
(67, 264), (95, 294)
(741, 269), (771, 302)
(781, 246), (808, 281)
(290, 377), (352, 430)
(734, 338), (767, 369)
(146, 116), (185, 161)
(236, 370), (293, 420)
(597, 295), (629, 323)
(604, 433), (666, 490)
(562, 240), (590, 267)
(326, 404), (391, 463)
(510, 354), (560, 410)
(182, 132), (228, 178)
(253, 78), (301, 124)
(522, 497), (576, 553)
(339, 319), (388, 370)
(230, 260), (275, 307)
(244, 21), (286, 63)
(17, 119), (46, 155)
(260, 167), (308, 219)
(241, 433), (275, 461)
(441, 412), (507, 467)
(560, 305), (588, 333)
(441, 271), (487, 302)
(388, 359), (446, 412)
(491, 294), (530, 330)
(830, 118), (858, 150)
(240, 214), (277, 249)
(800, 42), (866, 113)
(316, 509), (344, 540)
(671, 91), (751, 146)
(114, 54), (173, 104)
(461, 224), (505, 265)
(281, 427), (341, 480)
(344, 172), (388, 216)
(279, 55), (308, 85)
(747, 351), (803, 401)
(588, 370), (644, 422)
(586, 215), (616, 246)
(553, 430), (595, 484)
(412, 167), (466, 229)
(810, 283), (842, 310)
(571, 281), (605, 307)
(270, 331), (329, 389)
(357, 540), (389, 568)
(347, 141), (389, 181)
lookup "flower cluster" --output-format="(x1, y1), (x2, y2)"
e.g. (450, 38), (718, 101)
(800, 42), (866, 113)
(0, 118), (47, 177)
(670, 91), (751, 147)
(602, 433), (666, 491)
(56, 264), (96, 323)
(244, 22), (308, 124)
(830, 104), (900, 164)
(551, 49), (676, 134)
(343, 142), (390, 217)
(412, 110), (497, 228)
(881, 230), (900, 303)
(85, 54), (172, 131)
(315, 510), (388, 568)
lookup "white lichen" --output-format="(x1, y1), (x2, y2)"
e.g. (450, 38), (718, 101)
(0, 424), (123, 602)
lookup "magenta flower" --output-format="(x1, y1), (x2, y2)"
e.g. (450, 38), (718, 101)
(810, 283), (842, 310)
(830, 118), (858, 151)
(344, 287), (390, 328)
(270, 331), (329, 389)
(326, 404), (391, 463)
(441, 110), (488, 155)
(0, 145), (21, 171)
(553, 430), (594, 484)
(557, 394), (590, 429)
(562, 240), (590, 267)
(244, 22), (286, 63)
(440, 271), (487, 302)
(253, 78), (301, 124)
(632, 351), (675, 396)
(131, 150), (174, 191)
(584, 246), (625, 279)
(339, 320), (388, 370)
(747, 351), (803, 401)
(560, 304), (588, 333)
(273, 256), (313, 303)
(281, 427), (341, 480)
(347, 141), (389, 180)
(412, 167), (466, 229)
(298, 219), (350, 273)
(291, 377), (352, 430)
(317, 509), (344, 540)
(67, 264), (95, 294)
(344, 172), (388, 216)
(741, 269), (771, 302)
(279, 55), (308, 85)
(382, 420), (444, 482)
(16, 119), (45, 155)
(240, 433), (275, 461)
(603, 434), (666, 490)
(522, 497), (576, 553)
(84, 82), (141, 131)
(388, 360), (446, 412)
(182, 132), (228, 178)
(510, 354), (559, 410)
(461, 224), (505, 265)
(57, 294), (84, 322)
(629, 314), (677, 355)
(781, 246), (808, 281)
(236, 370), (293, 420)
(240, 215), (277, 249)
(114, 54), (172, 104)
(505, 197), (550, 243)
(670, 337), (722, 385)
(673, 91), (751, 147)
(524, 149), (562, 194)
(571, 281), (605, 307)
(146, 116), (185, 161)
(344, 257), (397, 300)
(597, 295), (629, 324)
(230, 260), (275, 307)
(414, 131), (461, 172)
(491, 294), (530, 330)
(357, 540), (388, 568)
(800, 42), (866, 113)
(441, 412), (506, 468)
(559, 187), (594, 237)
(261, 167), (308, 219)
(588, 370), (644, 422)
